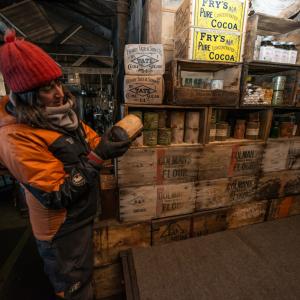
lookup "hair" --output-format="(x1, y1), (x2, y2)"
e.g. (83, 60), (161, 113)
(12, 85), (76, 130)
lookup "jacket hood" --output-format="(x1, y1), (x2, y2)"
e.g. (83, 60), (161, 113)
(0, 96), (17, 128)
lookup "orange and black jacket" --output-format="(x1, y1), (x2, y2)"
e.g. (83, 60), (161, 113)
(0, 96), (101, 241)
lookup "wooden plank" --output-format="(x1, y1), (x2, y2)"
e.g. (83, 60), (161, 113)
(93, 263), (123, 299)
(227, 200), (268, 229)
(197, 144), (232, 180)
(196, 176), (258, 210)
(119, 182), (196, 222)
(262, 140), (290, 172)
(118, 146), (203, 187)
(191, 208), (228, 237)
(151, 214), (192, 245)
(156, 182), (196, 218)
(93, 220), (150, 267)
(119, 185), (157, 222)
(257, 170), (300, 200)
(263, 139), (300, 173)
(268, 196), (300, 220)
(228, 143), (264, 177)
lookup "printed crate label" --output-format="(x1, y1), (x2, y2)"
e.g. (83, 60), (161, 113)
(124, 75), (164, 104)
(192, 28), (241, 62)
(124, 44), (165, 75)
(194, 0), (245, 32)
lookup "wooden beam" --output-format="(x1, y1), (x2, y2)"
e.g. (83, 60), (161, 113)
(38, 43), (111, 57)
(94, 56), (114, 67)
(62, 66), (113, 75)
(40, 1), (112, 40)
(72, 55), (89, 67)
(0, 12), (27, 37)
(52, 24), (83, 45)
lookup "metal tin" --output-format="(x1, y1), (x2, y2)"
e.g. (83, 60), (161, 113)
(272, 76), (286, 91)
(234, 119), (246, 139)
(209, 123), (216, 142)
(272, 90), (284, 105)
(143, 129), (158, 146)
(171, 128), (184, 144)
(185, 111), (200, 128)
(111, 114), (143, 141)
(170, 111), (185, 129)
(184, 128), (199, 144)
(158, 110), (167, 128)
(280, 122), (293, 138)
(130, 110), (143, 120)
(216, 122), (228, 141)
(158, 128), (171, 145)
(245, 122), (260, 140)
(144, 112), (159, 129)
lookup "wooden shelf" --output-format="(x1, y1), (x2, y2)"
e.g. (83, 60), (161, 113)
(164, 60), (242, 107)
(123, 103), (207, 110)
(208, 138), (264, 145)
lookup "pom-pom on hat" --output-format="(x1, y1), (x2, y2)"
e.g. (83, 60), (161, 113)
(0, 29), (62, 93)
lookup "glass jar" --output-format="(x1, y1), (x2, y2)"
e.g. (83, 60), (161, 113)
(272, 41), (282, 63)
(280, 42), (289, 64)
(287, 42), (298, 64)
(280, 122), (293, 138)
(259, 36), (274, 61)
(234, 119), (246, 139)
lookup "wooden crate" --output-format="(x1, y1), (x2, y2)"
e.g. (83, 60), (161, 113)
(164, 60), (242, 106)
(243, 13), (300, 63)
(240, 63), (299, 107)
(174, 27), (243, 62)
(173, 0), (247, 62)
(206, 108), (273, 144)
(257, 170), (300, 200)
(124, 44), (165, 75)
(124, 75), (164, 105)
(93, 220), (151, 267)
(268, 195), (300, 220)
(191, 208), (229, 237)
(143, 0), (183, 63)
(227, 200), (268, 229)
(151, 214), (192, 245)
(196, 175), (258, 211)
(174, 0), (247, 37)
(117, 145), (203, 187)
(122, 104), (208, 146)
(262, 138), (300, 173)
(119, 182), (196, 222)
(93, 263), (123, 299)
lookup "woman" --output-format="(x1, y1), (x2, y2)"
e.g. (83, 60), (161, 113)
(0, 29), (130, 300)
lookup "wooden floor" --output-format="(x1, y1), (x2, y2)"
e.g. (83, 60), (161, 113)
(123, 215), (300, 300)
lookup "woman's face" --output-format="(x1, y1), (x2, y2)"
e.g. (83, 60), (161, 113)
(38, 79), (64, 107)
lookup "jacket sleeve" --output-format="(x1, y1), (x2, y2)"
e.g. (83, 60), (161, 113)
(81, 121), (101, 150)
(4, 132), (98, 209)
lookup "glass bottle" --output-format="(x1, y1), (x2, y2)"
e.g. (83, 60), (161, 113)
(259, 36), (274, 61)
(270, 121), (280, 138)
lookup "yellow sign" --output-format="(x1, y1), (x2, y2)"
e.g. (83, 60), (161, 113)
(192, 29), (241, 62)
(194, 0), (245, 32)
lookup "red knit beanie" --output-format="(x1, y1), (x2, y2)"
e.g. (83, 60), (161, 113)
(0, 29), (62, 93)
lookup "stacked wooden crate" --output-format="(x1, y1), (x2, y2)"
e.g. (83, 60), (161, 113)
(93, 3), (300, 300)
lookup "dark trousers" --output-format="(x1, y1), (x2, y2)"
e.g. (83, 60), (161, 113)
(36, 223), (95, 300)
